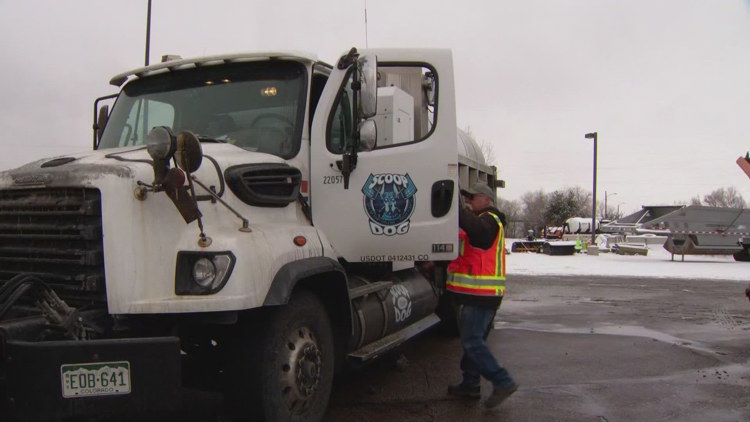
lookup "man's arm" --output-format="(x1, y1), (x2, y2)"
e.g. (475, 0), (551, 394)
(459, 208), (499, 249)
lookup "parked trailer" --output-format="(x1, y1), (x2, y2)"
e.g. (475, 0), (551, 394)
(643, 205), (750, 259)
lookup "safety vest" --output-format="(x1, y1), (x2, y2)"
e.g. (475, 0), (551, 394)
(446, 212), (506, 297)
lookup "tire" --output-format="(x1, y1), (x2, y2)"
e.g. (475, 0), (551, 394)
(229, 290), (334, 422)
(734, 249), (750, 262)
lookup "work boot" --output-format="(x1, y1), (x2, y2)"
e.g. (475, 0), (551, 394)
(484, 383), (518, 408)
(447, 383), (481, 399)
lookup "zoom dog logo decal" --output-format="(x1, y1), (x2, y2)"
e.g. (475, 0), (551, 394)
(361, 173), (417, 236)
(390, 285), (413, 323)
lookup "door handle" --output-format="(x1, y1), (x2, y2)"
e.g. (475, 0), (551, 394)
(431, 180), (455, 218)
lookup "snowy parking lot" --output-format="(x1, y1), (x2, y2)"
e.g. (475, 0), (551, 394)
(506, 238), (748, 282)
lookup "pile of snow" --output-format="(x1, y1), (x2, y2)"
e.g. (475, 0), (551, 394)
(506, 238), (748, 282)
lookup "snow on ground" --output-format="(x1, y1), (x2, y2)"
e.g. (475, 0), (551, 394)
(506, 238), (749, 282)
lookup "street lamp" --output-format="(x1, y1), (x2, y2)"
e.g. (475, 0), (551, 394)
(616, 202), (626, 220)
(605, 191), (617, 220)
(585, 132), (597, 244)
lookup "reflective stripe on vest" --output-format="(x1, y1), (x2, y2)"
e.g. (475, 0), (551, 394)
(446, 212), (505, 297)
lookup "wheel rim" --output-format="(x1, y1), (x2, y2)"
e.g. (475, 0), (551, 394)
(279, 325), (323, 413)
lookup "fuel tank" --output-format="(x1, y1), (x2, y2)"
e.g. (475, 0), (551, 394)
(347, 268), (438, 350)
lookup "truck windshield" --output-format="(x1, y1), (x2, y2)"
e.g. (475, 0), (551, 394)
(98, 61), (307, 159)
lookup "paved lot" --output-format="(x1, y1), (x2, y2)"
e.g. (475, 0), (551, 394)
(138, 274), (750, 421)
(323, 275), (750, 422)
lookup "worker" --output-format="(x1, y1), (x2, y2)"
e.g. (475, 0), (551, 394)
(446, 182), (518, 408)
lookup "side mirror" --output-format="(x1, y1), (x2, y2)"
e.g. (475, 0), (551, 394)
(96, 105), (109, 143)
(358, 120), (377, 151)
(357, 55), (377, 118)
(93, 93), (117, 149)
(422, 72), (437, 106)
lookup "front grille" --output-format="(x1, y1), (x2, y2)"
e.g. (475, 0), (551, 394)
(0, 188), (105, 305)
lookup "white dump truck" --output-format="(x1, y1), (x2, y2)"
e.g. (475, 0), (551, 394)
(0, 47), (499, 422)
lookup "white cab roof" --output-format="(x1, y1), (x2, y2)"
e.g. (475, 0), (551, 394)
(110, 51), (323, 86)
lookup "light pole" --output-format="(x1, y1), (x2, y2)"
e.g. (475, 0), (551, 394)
(585, 132), (598, 244)
(145, 0), (152, 66)
(605, 191), (617, 220)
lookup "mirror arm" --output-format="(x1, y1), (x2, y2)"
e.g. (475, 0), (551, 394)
(340, 54), (364, 190)
(151, 158), (171, 189)
(340, 136), (360, 191)
(337, 47), (359, 70)
(341, 150), (358, 190)
(192, 176), (252, 232)
(342, 99), (360, 190)
(92, 93), (117, 150)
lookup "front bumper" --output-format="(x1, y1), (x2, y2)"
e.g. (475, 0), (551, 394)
(1, 318), (181, 421)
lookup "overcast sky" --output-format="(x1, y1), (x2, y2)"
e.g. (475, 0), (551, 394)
(1, 0), (749, 214)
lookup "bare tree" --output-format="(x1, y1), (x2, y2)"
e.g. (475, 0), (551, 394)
(480, 140), (496, 167)
(462, 125), (496, 165)
(497, 197), (522, 238)
(700, 187), (746, 208)
(520, 189), (547, 234)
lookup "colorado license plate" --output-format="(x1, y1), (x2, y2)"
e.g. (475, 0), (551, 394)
(60, 361), (131, 398)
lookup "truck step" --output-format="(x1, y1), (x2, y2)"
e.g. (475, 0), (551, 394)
(348, 280), (393, 299)
(347, 314), (440, 362)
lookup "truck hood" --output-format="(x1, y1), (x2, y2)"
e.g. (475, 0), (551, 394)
(0, 143), (288, 188)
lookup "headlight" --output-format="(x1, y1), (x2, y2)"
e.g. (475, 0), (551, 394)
(175, 252), (236, 295)
(192, 258), (216, 287)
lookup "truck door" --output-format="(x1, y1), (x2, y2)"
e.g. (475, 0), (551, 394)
(310, 49), (459, 264)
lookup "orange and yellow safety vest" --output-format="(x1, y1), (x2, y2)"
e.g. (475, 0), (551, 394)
(446, 212), (505, 297)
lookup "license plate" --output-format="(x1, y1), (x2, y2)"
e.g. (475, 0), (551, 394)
(60, 361), (131, 398)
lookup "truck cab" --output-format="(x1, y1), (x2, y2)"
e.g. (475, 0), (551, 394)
(0, 48), (497, 422)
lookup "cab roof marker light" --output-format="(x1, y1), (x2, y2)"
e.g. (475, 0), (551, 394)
(161, 54), (182, 62)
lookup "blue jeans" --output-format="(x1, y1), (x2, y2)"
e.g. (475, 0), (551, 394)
(457, 304), (516, 389)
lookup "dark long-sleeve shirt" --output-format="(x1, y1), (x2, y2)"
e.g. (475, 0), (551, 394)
(458, 206), (503, 250)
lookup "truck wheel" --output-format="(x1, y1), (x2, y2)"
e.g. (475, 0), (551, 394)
(231, 290), (334, 422)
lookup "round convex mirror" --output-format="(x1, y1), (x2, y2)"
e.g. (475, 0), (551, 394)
(175, 131), (203, 173)
(146, 126), (176, 160)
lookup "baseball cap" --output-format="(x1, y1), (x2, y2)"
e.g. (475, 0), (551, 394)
(460, 182), (495, 201)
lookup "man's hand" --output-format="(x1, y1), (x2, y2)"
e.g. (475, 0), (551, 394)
(460, 194), (472, 211)
(458, 194), (473, 211)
